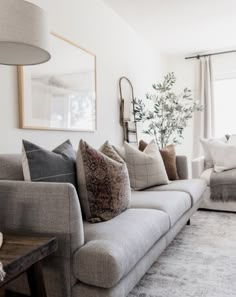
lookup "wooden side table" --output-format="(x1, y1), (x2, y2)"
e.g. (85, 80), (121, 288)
(0, 234), (57, 297)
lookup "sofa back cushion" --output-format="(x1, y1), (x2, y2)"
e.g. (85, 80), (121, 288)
(0, 154), (24, 180)
(76, 140), (131, 223)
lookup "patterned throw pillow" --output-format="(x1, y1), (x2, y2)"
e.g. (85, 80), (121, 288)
(22, 139), (77, 187)
(76, 140), (131, 223)
(125, 140), (169, 190)
(139, 140), (179, 180)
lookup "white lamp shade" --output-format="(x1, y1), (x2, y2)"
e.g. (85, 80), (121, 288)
(0, 0), (51, 65)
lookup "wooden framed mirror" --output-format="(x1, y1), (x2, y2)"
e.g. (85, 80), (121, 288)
(18, 32), (97, 132)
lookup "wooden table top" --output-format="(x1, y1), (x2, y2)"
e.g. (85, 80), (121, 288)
(0, 234), (57, 287)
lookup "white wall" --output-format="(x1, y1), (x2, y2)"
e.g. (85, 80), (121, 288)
(0, 0), (162, 153)
(213, 52), (236, 79)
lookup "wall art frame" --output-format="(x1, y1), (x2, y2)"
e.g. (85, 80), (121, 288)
(18, 32), (97, 132)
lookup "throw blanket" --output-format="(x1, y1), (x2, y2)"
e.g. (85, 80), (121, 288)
(210, 168), (236, 201)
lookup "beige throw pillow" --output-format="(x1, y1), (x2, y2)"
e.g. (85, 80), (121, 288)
(76, 140), (131, 223)
(124, 140), (169, 190)
(139, 140), (179, 180)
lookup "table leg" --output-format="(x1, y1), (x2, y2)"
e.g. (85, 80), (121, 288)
(27, 262), (47, 297)
(5, 291), (28, 297)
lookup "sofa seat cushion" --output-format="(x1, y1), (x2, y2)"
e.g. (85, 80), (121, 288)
(146, 179), (206, 205)
(130, 191), (191, 226)
(73, 208), (169, 288)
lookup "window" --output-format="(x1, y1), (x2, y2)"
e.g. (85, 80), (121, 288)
(214, 77), (236, 137)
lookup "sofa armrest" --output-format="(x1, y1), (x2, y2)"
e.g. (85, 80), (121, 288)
(192, 156), (205, 178)
(176, 155), (188, 179)
(0, 181), (84, 257)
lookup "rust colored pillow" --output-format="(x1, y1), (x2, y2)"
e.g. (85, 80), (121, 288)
(138, 140), (179, 180)
(138, 139), (148, 152)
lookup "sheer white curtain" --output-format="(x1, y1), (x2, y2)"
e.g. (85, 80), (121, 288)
(193, 56), (215, 157)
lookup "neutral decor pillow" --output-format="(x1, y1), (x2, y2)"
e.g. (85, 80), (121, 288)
(112, 145), (126, 160)
(22, 139), (77, 187)
(208, 140), (236, 172)
(76, 140), (130, 223)
(200, 136), (227, 169)
(160, 145), (179, 180)
(138, 139), (148, 152)
(138, 140), (179, 180)
(124, 140), (169, 190)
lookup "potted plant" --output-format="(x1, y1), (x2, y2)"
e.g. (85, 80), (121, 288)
(133, 72), (203, 148)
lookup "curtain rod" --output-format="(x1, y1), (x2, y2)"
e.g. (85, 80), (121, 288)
(185, 49), (236, 60)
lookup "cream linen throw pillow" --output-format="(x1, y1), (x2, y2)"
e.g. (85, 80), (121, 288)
(124, 140), (169, 190)
(200, 136), (227, 169)
(208, 140), (236, 172)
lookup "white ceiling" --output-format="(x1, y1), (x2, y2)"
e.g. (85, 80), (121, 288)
(102, 0), (236, 55)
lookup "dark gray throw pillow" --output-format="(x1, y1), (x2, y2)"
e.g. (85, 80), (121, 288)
(22, 139), (77, 187)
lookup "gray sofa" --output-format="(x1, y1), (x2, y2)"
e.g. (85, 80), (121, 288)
(0, 154), (206, 297)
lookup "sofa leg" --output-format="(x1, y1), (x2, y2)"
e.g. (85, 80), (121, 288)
(186, 219), (191, 226)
